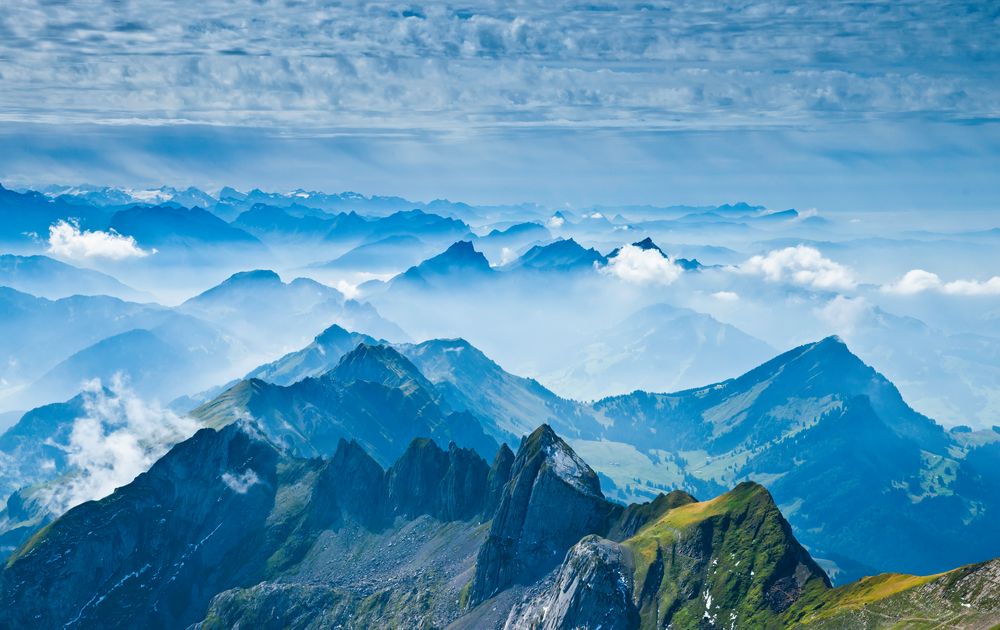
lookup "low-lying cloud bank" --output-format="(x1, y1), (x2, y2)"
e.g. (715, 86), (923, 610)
(733, 245), (857, 291)
(883, 269), (1000, 296)
(38, 376), (198, 516)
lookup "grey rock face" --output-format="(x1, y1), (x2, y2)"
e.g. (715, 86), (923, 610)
(484, 443), (515, 517)
(504, 535), (639, 630)
(311, 437), (386, 529)
(469, 425), (622, 605)
(385, 438), (488, 522)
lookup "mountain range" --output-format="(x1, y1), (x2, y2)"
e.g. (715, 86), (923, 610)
(186, 332), (1000, 582)
(2, 421), (997, 629)
(2, 181), (999, 627)
(4, 326), (998, 589)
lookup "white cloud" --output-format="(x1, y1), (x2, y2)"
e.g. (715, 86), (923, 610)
(222, 469), (261, 494)
(47, 220), (153, 260)
(546, 215), (565, 229)
(942, 277), (1000, 296)
(882, 269), (1000, 296)
(600, 244), (683, 285)
(335, 279), (360, 300)
(816, 295), (871, 334)
(38, 375), (198, 516)
(881, 269), (943, 295)
(737, 245), (856, 291)
(499, 246), (516, 266)
(712, 291), (740, 302)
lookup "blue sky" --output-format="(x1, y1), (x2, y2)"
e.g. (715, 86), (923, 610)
(1, 1), (997, 209)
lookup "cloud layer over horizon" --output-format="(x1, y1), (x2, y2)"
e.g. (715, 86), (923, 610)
(0, 1), (997, 209)
(1, 1), (997, 130)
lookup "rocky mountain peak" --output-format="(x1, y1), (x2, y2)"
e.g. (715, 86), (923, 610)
(519, 424), (603, 498)
(326, 343), (433, 392)
(312, 323), (357, 346)
(631, 236), (663, 253)
(469, 426), (620, 605)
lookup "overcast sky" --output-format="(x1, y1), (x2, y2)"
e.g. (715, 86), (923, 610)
(1, 1), (997, 209)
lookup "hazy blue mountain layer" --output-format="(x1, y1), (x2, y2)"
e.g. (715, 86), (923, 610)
(0, 254), (143, 300)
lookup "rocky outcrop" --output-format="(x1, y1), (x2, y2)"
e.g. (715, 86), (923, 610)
(484, 443), (515, 516)
(437, 443), (491, 521)
(385, 438), (489, 521)
(469, 425), (622, 604)
(504, 535), (639, 630)
(311, 437), (386, 528)
(196, 583), (357, 630)
(386, 437), (451, 518)
(0, 421), (499, 629)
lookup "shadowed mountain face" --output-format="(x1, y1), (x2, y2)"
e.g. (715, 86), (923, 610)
(397, 337), (604, 445)
(0, 395), (88, 503)
(21, 329), (192, 405)
(233, 205), (471, 253)
(469, 425), (622, 603)
(220, 328), (601, 447)
(5, 422), (995, 630)
(231, 203), (365, 243)
(191, 343), (499, 466)
(0, 422), (501, 629)
(0, 332), (594, 566)
(472, 221), (550, 264)
(597, 335), (946, 454)
(182, 269), (342, 314)
(607, 237), (703, 270)
(312, 234), (434, 272)
(0, 185), (111, 244)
